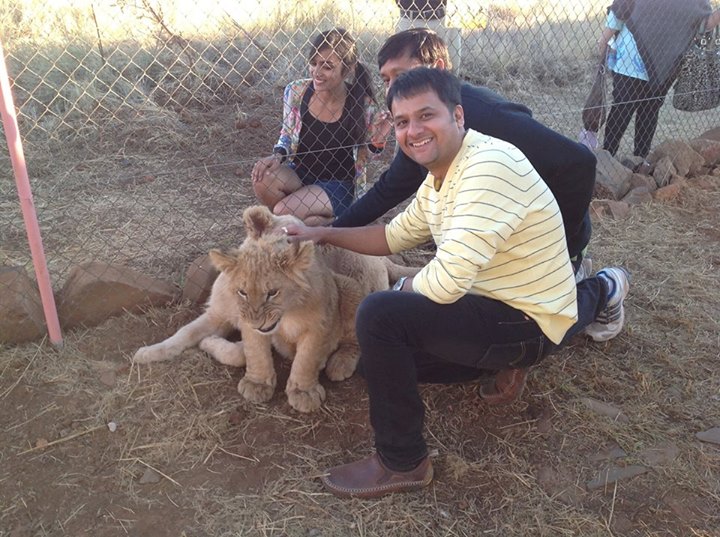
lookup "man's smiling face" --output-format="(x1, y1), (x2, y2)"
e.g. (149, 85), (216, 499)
(390, 88), (465, 181)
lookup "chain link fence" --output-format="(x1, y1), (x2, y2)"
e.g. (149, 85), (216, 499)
(1, 0), (719, 336)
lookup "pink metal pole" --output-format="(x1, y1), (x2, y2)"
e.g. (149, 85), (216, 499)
(0, 40), (63, 347)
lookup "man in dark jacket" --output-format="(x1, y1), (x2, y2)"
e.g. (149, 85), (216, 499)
(334, 28), (596, 280)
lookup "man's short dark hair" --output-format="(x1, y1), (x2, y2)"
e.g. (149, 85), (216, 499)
(377, 28), (451, 70)
(386, 67), (461, 113)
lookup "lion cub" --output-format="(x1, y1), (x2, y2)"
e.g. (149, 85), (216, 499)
(133, 205), (418, 413)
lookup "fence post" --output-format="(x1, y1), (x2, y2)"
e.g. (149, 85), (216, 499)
(0, 40), (63, 347)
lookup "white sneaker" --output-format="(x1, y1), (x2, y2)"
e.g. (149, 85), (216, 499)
(584, 267), (630, 342)
(574, 256), (593, 284)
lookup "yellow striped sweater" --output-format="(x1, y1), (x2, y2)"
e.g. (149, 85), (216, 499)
(385, 129), (578, 344)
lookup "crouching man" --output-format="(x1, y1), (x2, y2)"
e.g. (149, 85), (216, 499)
(284, 67), (630, 499)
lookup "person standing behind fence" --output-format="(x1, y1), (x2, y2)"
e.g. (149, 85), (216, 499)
(395, 1), (462, 74)
(252, 28), (390, 226)
(599, 0), (719, 168)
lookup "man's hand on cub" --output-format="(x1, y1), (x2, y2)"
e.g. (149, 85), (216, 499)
(282, 222), (326, 243)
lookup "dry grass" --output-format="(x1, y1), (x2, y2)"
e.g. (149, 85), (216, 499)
(1, 2), (720, 535)
(1, 129), (720, 536)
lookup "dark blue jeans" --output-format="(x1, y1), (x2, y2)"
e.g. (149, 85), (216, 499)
(603, 72), (674, 159)
(355, 276), (608, 470)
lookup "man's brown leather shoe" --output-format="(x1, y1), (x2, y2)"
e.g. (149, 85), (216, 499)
(321, 453), (433, 499)
(478, 367), (529, 405)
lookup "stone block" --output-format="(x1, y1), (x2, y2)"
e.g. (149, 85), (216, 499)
(620, 155), (646, 173)
(699, 126), (720, 142)
(181, 254), (219, 305)
(652, 156), (677, 188)
(594, 150), (632, 200)
(589, 199), (631, 220)
(629, 173), (657, 192)
(653, 180), (686, 203)
(586, 465), (649, 490)
(688, 138), (720, 167)
(696, 427), (720, 445)
(58, 262), (177, 330)
(648, 140), (704, 177)
(622, 186), (653, 205)
(0, 266), (47, 344)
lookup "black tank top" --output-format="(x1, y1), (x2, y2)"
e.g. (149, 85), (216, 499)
(295, 85), (355, 183)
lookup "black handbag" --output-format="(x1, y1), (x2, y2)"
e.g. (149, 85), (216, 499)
(673, 20), (720, 112)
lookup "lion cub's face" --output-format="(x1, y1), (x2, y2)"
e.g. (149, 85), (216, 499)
(208, 206), (315, 335)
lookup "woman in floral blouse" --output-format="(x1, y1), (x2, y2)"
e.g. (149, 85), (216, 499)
(251, 28), (390, 225)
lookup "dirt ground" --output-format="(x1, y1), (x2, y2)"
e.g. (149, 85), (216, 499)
(1, 98), (720, 537)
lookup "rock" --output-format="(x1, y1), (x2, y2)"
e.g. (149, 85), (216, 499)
(651, 156), (677, 188)
(57, 262), (177, 330)
(139, 467), (162, 484)
(638, 442), (679, 466)
(629, 173), (657, 192)
(608, 200), (631, 219)
(0, 266), (47, 344)
(586, 464), (649, 490)
(699, 126), (720, 142)
(589, 199), (631, 220)
(590, 443), (628, 462)
(622, 186), (653, 205)
(580, 397), (630, 423)
(688, 138), (720, 166)
(653, 180), (685, 203)
(696, 427), (720, 445)
(648, 140), (704, 177)
(594, 150), (633, 200)
(181, 254), (219, 305)
(589, 200), (610, 219)
(620, 155), (646, 173)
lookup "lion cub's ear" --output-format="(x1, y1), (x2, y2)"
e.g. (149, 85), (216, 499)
(243, 205), (274, 240)
(208, 249), (238, 273)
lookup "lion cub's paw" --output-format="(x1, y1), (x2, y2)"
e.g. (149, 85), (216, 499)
(286, 383), (326, 413)
(325, 345), (359, 381)
(237, 376), (275, 403)
(133, 344), (171, 364)
(199, 336), (246, 367)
